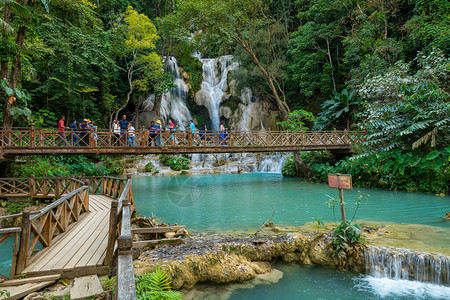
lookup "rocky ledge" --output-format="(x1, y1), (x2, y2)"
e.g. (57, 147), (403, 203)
(134, 232), (365, 290)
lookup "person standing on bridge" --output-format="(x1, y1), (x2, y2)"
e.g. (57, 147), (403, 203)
(119, 115), (129, 144)
(57, 116), (69, 146)
(149, 121), (156, 146)
(69, 119), (79, 146)
(220, 121), (227, 145)
(199, 124), (207, 144)
(168, 119), (176, 145)
(79, 119), (89, 146)
(113, 120), (120, 146)
(127, 122), (135, 146)
(155, 120), (163, 146)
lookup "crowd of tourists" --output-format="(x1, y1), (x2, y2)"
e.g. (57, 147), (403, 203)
(57, 114), (229, 147)
(57, 115), (100, 146)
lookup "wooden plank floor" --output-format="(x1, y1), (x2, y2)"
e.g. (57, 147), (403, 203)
(21, 195), (112, 278)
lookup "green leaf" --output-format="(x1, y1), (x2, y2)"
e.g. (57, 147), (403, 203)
(426, 150), (440, 160)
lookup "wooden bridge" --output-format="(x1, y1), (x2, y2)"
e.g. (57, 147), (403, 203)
(0, 176), (137, 299)
(0, 126), (364, 158)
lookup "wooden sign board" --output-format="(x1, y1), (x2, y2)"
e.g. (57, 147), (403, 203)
(328, 174), (352, 190)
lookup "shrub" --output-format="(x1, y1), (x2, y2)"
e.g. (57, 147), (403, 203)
(310, 148), (450, 194)
(159, 155), (190, 171)
(281, 156), (297, 177)
(144, 162), (154, 173)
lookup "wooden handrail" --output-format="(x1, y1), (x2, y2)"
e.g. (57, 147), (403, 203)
(116, 200), (136, 300)
(30, 186), (88, 221)
(0, 127), (365, 151)
(14, 183), (90, 275)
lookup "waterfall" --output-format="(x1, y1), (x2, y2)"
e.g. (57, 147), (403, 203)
(184, 153), (288, 174)
(256, 153), (287, 173)
(141, 57), (192, 130)
(198, 56), (239, 130)
(365, 246), (450, 286)
(162, 57), (192, 130)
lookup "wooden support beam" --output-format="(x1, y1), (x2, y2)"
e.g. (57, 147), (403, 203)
(131, 226), (186, 235)
(0, 274), (61, 287)
(132, 238), (183, 249)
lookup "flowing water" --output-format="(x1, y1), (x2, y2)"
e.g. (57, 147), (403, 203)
(198, 56), (239, 130)
(130, 173), (450, 299)
(132, 174), (449, 233)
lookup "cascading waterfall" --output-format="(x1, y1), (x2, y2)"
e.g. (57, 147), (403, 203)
(185, 153), (288, 173)
(257, 154), (287, 173)
(365, 246), (450, 286)
(141, 57), (192, 130)
(199, 56), (239, 130)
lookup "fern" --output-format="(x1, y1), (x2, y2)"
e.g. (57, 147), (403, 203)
(136, 267), (183, 300)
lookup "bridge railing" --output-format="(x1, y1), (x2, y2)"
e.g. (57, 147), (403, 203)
(0, 177), (89, 277)
(100, 176), (136, 299)
(0, 126), (364, 149)
(0, 176), (81, 199)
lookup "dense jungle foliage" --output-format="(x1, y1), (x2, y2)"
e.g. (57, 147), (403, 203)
(1, 0), (449, 192)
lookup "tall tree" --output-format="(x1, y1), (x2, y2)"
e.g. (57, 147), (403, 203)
(173, 0), (291, 117)
(1, 0), (49, 128)
(114, 6), (162, 123)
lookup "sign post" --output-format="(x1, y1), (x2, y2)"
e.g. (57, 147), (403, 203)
(328, 174), (352, 222)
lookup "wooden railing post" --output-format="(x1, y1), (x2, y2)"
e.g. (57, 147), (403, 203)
(89, 128), (94, 147)
(104, 200), (118, 266)
(141, 127), (146, 147)
(16, 210), (31, 275)
(30, 123), (36, 148)
(102, 174), (107, 195)
(11, 231), (20, 279)
(55, 175), (62, 199)
(30, 175), (35, 199)
(188, 133), (192, 147)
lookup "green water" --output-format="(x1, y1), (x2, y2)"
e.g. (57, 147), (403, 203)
(132, 173), (450, 299)
(132, 173), (450, 231)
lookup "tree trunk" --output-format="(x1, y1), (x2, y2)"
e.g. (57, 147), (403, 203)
(294, 152), (314, 178)
(239, 41), (290, 118)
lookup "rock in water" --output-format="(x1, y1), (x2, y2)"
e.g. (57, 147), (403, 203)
(165, 232), (176, 238)
(445, 212), (450, 220)
(176, 228), (189, 236)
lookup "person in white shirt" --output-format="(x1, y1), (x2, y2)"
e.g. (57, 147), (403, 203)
(113, 120), (121, 146)
(127, 123), (135, 146)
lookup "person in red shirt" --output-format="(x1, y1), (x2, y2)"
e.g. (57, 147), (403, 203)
(57, 116), (69, 146)
(168, 119), (176, 145)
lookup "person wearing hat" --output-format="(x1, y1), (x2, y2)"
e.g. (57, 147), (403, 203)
(155, 120), (163, 146)
(79, 119), (89, 146)
(148, 121), (156, 146)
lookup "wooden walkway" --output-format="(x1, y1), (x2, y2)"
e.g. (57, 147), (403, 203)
(21, 195), (112, 278)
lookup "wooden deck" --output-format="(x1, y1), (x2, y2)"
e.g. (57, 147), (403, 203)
(21, 195), (112, 278)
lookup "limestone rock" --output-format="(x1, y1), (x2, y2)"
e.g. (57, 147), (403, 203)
(165, 232), (176, 238)
(124, 168), (137, 175)
(176, 228), (189, 236)
(23, 292), (42, 300)
(220, 106), (232, 119)
(181, 71), (190, 81)
(272, 226), (287, 233)
(70, 275), (103, 300)
(195, 90), (212, 107)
